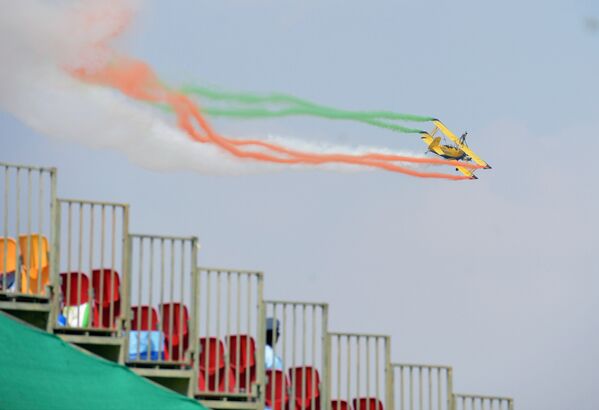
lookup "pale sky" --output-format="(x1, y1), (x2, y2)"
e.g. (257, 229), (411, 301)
(1, 1), (599, 409)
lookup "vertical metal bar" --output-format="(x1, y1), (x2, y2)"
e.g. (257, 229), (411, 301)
(48, 168), (59, 330)
(346, 336), (351, 410)
(37, 171), (43, 294)
(87, 204), (94, 328)
(400, 366), (405, 410)
(136, 237), (143, 361)
(244, 273), (250, 394)
(225, 270), (231, 392)
(2, 166), (8, 291)
(336, 335), (341, 407)
(311, 306), (317, 410)
(215, 271), (221, 391)
(256, 272), (265, 410)
(233, 273), (241, 393)
(447, 369), (454, 410)
(14, 168), (20, 292)
(178, 240), (185, 362)
(356, 337), (361, 410)
(366, 337), (371, 401)
(77, 204), (83, 323)
(419, 367), (423, 410)
(66, 203), (73, 322)
(321, 305), (330, 410)
(204, 269), (211, 389)
(290, 304), (297, 405)
(190, 239), (199, 395)
(121, 205), (131, 360)
(25, 169), (32, 294)
(386, 337), (394, 410)
(301, 305), (307, 410)
(98, 206), (105, 329)
(168, 240), (176, 361)
(270, 302), (278, 410)
(109, 206), (116, 329)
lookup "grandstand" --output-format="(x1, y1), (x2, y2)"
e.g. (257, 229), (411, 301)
(0, 161), (514, 410)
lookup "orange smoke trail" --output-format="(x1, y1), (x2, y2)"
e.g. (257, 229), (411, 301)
(72, 57), (476, 180)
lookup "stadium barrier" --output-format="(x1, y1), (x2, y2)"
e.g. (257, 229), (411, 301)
(125, 233), (199, 395)
(328, 333), (393, 410)
(51, 198), (130, 363)
(453, 394), (513, 410)
(264, 300), (329, 410)
(194, 267), (265, 409)
(0, 162), (57, 297)
(393, 364), (453, 410)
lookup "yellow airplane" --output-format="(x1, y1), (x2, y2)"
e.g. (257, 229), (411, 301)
(420, 120), (491, 178)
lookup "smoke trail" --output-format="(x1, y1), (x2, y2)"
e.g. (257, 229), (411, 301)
(0, 0), (476, 179)
(73, 57), (478, 180)
(182, 85), (432, 134)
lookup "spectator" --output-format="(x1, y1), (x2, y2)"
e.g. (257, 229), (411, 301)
(265, 317), (283, 370)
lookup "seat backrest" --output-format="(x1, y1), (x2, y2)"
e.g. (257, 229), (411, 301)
(18, 234), (49, 270)
(289, 366), (321, 401)
(352, 398), (384, 410)
(60, 272), (91, 306)
(227, 334), (256, 369)
(91, 269), (121, 306)
(0, 237), (18, 274)
(332, 400), (352, 410)
(159, 303), (189, 339)
(266, 369), (290, 407)
(199, 337), (226, 373)
(131, 305), (160, 331)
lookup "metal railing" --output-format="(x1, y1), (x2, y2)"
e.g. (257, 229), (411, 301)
(194, 267), (265, 402)
(1, 162), (57, 297)
(265, 300), (329, 410)
(394, 364), (453, 410)
(328, 333), (393, 410)
(453, 394), (513, 410)
(127, 234), (198, 366)
(52, 198), (129, 333)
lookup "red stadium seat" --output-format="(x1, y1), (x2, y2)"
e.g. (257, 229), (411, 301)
(352, 398), (384, 410)
(160, 302), (189, 361)
(60, 272), (91, 306)
(288, 366), (321, 410)
(332, 400), (352, 410)
(198, 337), (236, 393)
(266, 369), (290, 410)
(91, 269), (121, 329)
(227, 334), (256, 390)
(131, 305), (160, 331)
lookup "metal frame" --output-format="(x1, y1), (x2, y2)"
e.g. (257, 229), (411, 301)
(0, 162), (57, 329)
(393, 364), (453, 410)
(194, 266), (265, 410)
(51, 197), (130, 363)
(125, 233), (198, 397)
(453, 394), (513, 410)
(264, 300), (329, 410)
(327, 332), (394, 410)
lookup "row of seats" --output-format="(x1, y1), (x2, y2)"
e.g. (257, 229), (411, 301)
(59, 270), (122, 329)
(266, 368), (383, 410)
(0, 235), (49, 294)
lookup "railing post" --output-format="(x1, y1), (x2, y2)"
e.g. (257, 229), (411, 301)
(190, 237), (199, 397)
(447, 368), (454, 410)
(322, 303), (330, 410)
(256, 272), (266, 409)
(385, 336), (394, 410)
(48, 167), (59, 331)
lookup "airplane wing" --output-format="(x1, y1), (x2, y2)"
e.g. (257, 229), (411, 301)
(432, 120), (491, 169)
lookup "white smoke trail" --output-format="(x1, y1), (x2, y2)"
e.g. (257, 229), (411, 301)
(0, 0), (425, 175)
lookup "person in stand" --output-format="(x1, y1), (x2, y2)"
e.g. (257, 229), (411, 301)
(264, 317), (283, 370)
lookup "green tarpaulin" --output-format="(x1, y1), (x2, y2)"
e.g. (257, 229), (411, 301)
(0, 312), (207, 410)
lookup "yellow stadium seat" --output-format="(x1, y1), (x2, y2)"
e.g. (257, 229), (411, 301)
(18, 234), (50, 295)
(0, 237), (19, 291)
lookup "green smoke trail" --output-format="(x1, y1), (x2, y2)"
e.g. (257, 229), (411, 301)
(181, 85), (434, 134)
